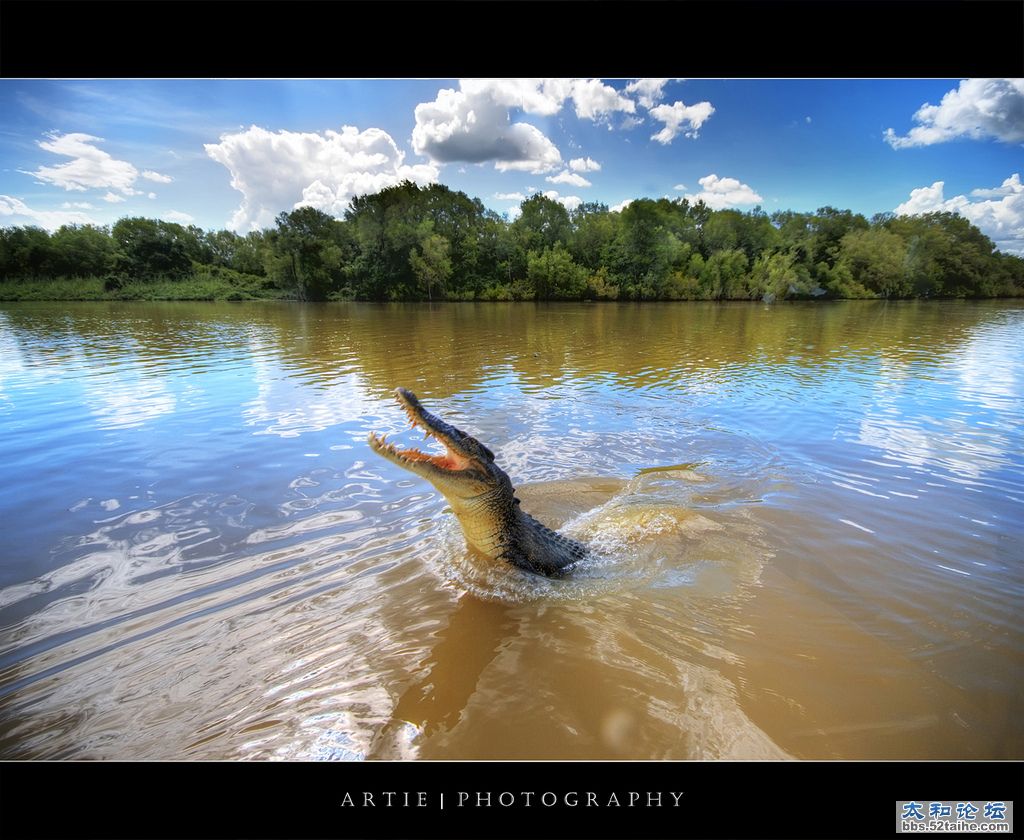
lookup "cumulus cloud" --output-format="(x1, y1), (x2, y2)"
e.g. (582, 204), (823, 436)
(141, 170), (172, 183)
(610, 199), (633, 213)
(61, 201), (95, 210)
(205, 124), (440, 231)
(568, 79), (636, 120)
(542, 190), (582, 212)
(684, 174), (763, 209)
(454, 78), (634, 122)
(672, 183), (688, 191)
(494, 191), (526, 201)
(884, 78), (1024, 149)
(649, 100), (715, 144)
(103, 192), (126, 203)
(24, 132), (141, 194)
(413, 81), (564, 173)
(894, 173), (1024, 254)
(460, 78), (572, 116)
(546, 170), (592, 188)
(625, 78), (670, 109)
(412, 79), (641, 175)
(569, 157), (601, 173)
(893, 181), (948, 216)
(971, 174), (1023, 198)
(0, 194), (96, 230)
(163, 210), (195, 224)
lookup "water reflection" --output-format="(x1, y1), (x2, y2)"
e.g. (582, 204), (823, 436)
(0, 300), (1021, 759)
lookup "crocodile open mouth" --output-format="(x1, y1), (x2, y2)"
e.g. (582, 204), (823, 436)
(367, 389), (473, 473)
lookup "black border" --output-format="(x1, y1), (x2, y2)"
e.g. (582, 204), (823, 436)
(1, 759), (1022, 839)
(1, 0), (1022, 78)
(1, 4), (1023, 840)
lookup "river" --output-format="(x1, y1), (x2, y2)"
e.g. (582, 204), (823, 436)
(0, 300), (1021, 760)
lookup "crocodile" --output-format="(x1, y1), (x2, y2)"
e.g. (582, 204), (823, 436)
(368, 388), (588, 577)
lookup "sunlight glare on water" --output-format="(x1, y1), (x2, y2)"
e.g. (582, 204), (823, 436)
(0, 300), (1021, 760)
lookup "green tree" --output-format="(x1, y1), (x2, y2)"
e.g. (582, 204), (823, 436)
(0, 226), (55, 278)
(585, 266), (620, 299)
(810, 206), (869, 268)
(699, 249), (749, 299)
(887, 212), (994, 297)
(111, 217), (193, 279)
(48, 225), (117, 277)
(409, 231), (452, 300)
(747, 250), (801, 300)
(513, 194), (572, 253)
(527, 245), (588, 299)
(271, 206), (347, 300)
(836, 228), (908, 297)
(569, 201), (615, 271)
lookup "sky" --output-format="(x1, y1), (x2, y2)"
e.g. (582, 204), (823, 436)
(0, 78), (1021, 253)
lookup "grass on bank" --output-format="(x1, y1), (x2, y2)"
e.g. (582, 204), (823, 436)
(2, 264), (1023, 303)
(0, 266), (286, 302)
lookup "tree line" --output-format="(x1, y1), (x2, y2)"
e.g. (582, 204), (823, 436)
(1, 181), (1021, 301)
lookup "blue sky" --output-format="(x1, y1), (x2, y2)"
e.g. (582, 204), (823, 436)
(1, 78), (1021, 252)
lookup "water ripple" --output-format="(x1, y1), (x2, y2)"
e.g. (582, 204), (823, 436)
(0, 300), (1021, 760)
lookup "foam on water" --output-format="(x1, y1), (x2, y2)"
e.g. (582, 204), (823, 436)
(434, 460), (774, 607)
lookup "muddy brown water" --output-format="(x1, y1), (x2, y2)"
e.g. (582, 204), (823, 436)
(0, 300), (1021, 759)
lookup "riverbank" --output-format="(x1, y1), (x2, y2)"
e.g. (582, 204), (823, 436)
(2, 274), (1022, 303)
(0, 272), (284, 302)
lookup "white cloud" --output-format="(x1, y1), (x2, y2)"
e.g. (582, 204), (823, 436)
(412, 81), (563, 174)
(893, 181), (950, 216)
(625, 78), (670, 109)
(494, 191), (525, 201)
(684, 174), (763, 209)
(568, 79), (635, 120)
(672, 183), (687, 191)
(455, 78), (633, 122)
(163, 210), (195, 224)
(884, 78), (1024, 149)
(61, 201), (95, 210)
(805, 116), (812, 124)
(147, 192), (157, 200)
(0, 194), (96, 230)
(103, 192), (125, 203)
(546, 170), (592, 188)
(460, 78), (572, 116)
(411, 79), (641, 175)
(971, 173), (1023, 198)
(141, 170), (172, 183)
(569, 157), (601, 173)
(610, 199), (633, 213)
(24, 132), (141, 194)
(542, 190), (582, 212)
(649, 100), (715, 144)
(894, 174), (1024, 254)
(205, 124), (440, 231)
